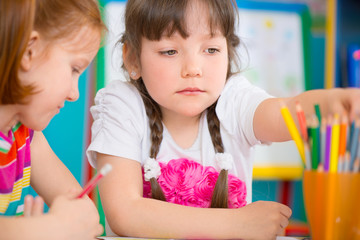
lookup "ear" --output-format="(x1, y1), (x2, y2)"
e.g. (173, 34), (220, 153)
(122, 43), (141, 80)
(20, 31), (40, 72)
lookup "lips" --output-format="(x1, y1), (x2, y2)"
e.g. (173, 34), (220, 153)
(177, 87), (204, 95)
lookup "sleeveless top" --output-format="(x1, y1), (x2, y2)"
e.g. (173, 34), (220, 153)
(0, 123), (32, 216)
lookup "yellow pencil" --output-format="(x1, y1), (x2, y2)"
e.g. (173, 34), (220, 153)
(280, 104), (305, 166)
(330, 114), (340, 172)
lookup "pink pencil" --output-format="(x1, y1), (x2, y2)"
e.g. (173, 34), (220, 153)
(77, 163), (112, 198)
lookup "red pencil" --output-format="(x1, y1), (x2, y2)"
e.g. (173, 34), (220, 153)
(77, 163), (112, 198)
(295, 101), (308, 141)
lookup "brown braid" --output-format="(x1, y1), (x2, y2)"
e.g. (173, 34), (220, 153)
(132, 79), (166, 201)
(207, 101), (229, 208)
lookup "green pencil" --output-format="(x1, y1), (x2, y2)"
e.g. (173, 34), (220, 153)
(314, 104), (321, 124)
(310, 115), (320, 170)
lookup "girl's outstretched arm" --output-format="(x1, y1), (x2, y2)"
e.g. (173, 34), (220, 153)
(253, 88), (360, 142)
(97, 153), (292, 240)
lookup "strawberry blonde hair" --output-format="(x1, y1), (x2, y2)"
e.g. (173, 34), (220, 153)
(0, 0), (106, 104)
(121, 0), (241, 208)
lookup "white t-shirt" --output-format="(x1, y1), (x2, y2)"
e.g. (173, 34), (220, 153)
(87, 74), (272, 205)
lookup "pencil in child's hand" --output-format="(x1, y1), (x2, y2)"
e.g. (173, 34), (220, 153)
(77, 163), (112, 198)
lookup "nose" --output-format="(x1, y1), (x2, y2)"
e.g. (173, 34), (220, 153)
(67, 79), (79, 102)
(181, 53), (202, 78)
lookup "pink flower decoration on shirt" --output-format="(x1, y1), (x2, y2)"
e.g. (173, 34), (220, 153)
(142, 158), (247, 208)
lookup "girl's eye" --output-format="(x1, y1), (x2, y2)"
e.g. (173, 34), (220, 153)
(72, 67), (80, 74)
(206, 48), (219, 54)
(160, 50), (177, 56)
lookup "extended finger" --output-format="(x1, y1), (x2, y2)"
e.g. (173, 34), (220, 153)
(279, 215), (289, 229)
(280, 205), (292, 219)
(31, 196), (44, 216)
(23, 195), (34, 217)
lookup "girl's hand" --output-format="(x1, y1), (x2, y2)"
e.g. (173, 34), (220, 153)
(320, 88), (360, 122)
(47, 191), (103, 240)
(238, 201), (292, 240)
(23, 195), (44, 217)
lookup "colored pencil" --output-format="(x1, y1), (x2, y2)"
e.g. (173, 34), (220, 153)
(330, 114), (340, 172)
(296, 101), (308, 141)
(337, 116), (348, 172)
(356, 133), (360, 172)
(280, 103), (305, 166)
(77, 163), (112, 198)
(320, 118), (326, 165)
(350, 119), (360, 170)
(310, 115), (320, 170)
(344, 151), (351, 172)
(353, 158), (360, 173)
(304, 142), (312, 170)
(324, 115), (332, 172)
(314, 104), (322, 125)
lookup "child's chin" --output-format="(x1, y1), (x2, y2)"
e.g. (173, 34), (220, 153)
(33, 119), (52, 131)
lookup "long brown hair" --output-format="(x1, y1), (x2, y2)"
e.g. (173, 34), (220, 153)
(0, 0), (106, 104)
(0, 0), (35, 104)
(121, 0), (241, 208)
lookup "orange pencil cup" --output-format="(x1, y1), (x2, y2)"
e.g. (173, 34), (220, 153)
(303, 170), (360, 240)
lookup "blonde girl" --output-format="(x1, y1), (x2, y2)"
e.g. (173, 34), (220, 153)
(0, 0), (106, 239)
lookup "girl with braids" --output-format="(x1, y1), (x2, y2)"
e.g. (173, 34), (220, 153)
(0, 0), (105, 238)
(87, 0), (360, 239)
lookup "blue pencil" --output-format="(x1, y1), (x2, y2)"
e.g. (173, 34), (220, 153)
(350, 119), (360, 170)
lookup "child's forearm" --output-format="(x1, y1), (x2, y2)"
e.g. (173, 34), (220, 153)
(106, 197), (290, 239)
(107, 197), (245, 239)
(0, 214), (57, 239)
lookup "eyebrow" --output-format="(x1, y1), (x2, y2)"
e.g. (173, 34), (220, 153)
(76, 58), (91, 69)
(161, 31), (224, 40)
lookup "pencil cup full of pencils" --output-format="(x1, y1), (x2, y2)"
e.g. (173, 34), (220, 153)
(280, 102), (360, 240)
(303, 170), (360, 240)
